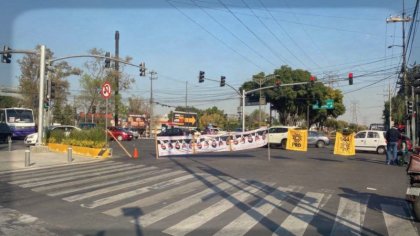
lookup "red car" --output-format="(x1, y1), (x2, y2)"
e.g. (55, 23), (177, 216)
(107, 127), (133, 141)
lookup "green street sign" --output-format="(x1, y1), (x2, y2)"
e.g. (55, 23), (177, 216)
(312, 99), (334, 110)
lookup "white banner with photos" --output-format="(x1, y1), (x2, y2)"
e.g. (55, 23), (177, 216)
(156, 128), (268, 157)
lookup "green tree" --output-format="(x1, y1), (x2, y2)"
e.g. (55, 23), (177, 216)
(241, 66), (345, 128)
(18, 45), (80, 119)
(76, 48), (134, 125)
(0, 96), (20, 108)
(127, 96), (149, 115)
(248, 109), (269, 129)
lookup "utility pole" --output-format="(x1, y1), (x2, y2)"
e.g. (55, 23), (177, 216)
(149, 71), (157, 138)
(114, 31), (119, 127)
(386, 1), (412, 142)
(37, 45), (46, 145)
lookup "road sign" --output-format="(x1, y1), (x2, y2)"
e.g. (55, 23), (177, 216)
(101, 82), (112, 99)
(312, 99), (334, 110)
(173, 111), (198, 127)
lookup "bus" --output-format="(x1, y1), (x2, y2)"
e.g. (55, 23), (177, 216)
(0, 108), (36, 138)
(369, 123), (386, 131)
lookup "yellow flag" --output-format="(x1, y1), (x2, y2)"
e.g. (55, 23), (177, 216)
(334, 132), (355, 156)
(286, 129), (308, 152)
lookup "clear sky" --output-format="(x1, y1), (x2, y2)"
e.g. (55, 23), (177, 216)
(0, 0), (419, 126)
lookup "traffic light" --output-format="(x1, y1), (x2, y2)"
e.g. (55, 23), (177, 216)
(407, 101), (413, 114)
(2, 45), (12, 63)
(139, 62), (146, 76)
(275, 80), (281, 88)
(348, 72), (353, 85)
(44, 99), (49, 111)
(50, 81), (57, 99)
(310, 75), (316, 86)
(104, 52), (111, 68)
(413, 73), (420, 94)
(220, 76), (226, 87)
(199, 71), (205, 83)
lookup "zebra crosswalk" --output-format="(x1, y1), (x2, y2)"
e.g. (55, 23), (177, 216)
(0, 160), (419, 236)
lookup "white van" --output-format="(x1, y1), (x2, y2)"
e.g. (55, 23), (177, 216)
(354, 130), (387, 154)
(268, 126), (297, 149)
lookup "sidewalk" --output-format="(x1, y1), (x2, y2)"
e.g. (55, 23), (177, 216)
(0, 148), (105, 173)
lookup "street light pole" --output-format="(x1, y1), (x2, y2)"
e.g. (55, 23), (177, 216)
(149, 71), (157, 138)
(36, 45), (46, 146)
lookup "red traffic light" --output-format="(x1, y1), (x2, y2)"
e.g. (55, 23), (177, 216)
(310, 76), (316, 82)
(348, 72), (353, 85)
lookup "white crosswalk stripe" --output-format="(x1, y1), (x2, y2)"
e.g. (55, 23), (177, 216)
(137, 177), (246, 227)
(0, 161), (117, 180)
(17, 164), (137, 188)
(382, 203), (419, 236)
(2, 162), (420, 236)
(163, 182), (275, 236)
(9, 163), (135, 185)
(47, 166), (159, 197)
(32, 166), (159, 193)
(330, 196), (369, 236)
(273, 192), (325, 236)
(103, 174), (222, 217)
(65, 169), (181, 202)
(213, 186), (302, 236)
(79, 171), (191, 208)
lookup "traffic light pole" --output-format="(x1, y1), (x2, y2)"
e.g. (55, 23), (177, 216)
(37, 45), (46, 146)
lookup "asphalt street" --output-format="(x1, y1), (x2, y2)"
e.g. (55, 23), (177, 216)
(0, 138), (418, 235)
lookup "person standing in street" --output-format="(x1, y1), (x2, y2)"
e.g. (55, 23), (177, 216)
(385, 124), (402, 165)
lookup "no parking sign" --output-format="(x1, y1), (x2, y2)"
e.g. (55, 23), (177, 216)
(101, 82), (112, 99)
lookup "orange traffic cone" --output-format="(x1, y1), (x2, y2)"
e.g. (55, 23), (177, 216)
(133, 147), (139, 159)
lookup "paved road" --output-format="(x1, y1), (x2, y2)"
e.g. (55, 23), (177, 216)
(0, 140), (418, 235)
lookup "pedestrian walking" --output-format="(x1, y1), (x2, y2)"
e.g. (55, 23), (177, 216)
(385, 124), (402, 165)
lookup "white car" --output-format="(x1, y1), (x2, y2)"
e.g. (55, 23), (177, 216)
(24, 125), (81, 145)
(268, 125), (298, 149)
(354, 130), (387, 154)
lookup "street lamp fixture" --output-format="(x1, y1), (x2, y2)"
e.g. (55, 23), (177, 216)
(387, 45), (403, 49)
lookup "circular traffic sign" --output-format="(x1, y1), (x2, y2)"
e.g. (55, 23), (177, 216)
(101, 82), (112, 99)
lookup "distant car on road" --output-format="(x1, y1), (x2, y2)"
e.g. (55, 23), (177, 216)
(24, 125), (81, 145)
(107, 126), (133, 141)
(157, 128), (192, 137)
(268, 125), (298, 149)
(355, 130), (387, 154)
(308, 131), (330, 148)
(125, 127), (140, 139)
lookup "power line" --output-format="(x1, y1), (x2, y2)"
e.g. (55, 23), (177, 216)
(215, 0), (294, 66)
(241, 0), (312, 69)
(190, 0), (277, 67)
(165, 0), (266, 71)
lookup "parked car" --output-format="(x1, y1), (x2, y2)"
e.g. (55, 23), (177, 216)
(24, 125), (81, 145)
(268, 125), (298, 149)
(308, 131), (330, 148)
(355, 130), (387, 154)
(157, 128), (192, 137)
(125, 127), (140, 139)
(107, 126), (133, 141)
(78, 122), (97, 129)
(202, 127), (227, 135)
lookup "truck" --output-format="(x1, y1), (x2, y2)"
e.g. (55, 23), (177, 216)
(126, 114), (148, 137)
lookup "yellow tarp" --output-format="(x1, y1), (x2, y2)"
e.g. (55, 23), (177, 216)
(286, 129), (308, 152)
(334, 132), (355, 156)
